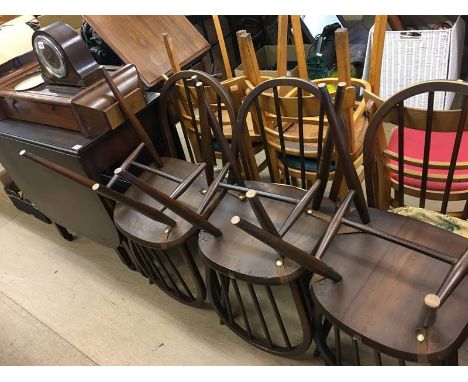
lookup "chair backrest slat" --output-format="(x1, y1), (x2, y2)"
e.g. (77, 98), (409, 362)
(195, 81), (215, 184)
(318, 84), (371, 223)
(397, 102), (405, 207)
(442, 96), (468, 214)
(272, 86), (290, 184)
(254, 98), (275, 182)
(420, 91), (435, 208)
(316, 103), (325, 172)
(182, 77), (203, 160)
(161, 70), (246, 181)
(298, 87), (306, 189)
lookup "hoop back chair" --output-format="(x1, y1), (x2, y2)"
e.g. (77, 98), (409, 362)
(197, 78), (361, 356)
(19, 68), (242, 307)
(244, 77), (369, 190)
(305, 80), (468, 365)
(240, 27), (371, 198)
(364, 81), (468, 224)
(162, 32), (264, 178)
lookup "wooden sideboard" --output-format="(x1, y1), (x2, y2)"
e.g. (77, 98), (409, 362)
(0, 92), (173, 248)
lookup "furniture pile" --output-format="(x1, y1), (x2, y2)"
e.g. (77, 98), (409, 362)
(1, 15), (466, 366)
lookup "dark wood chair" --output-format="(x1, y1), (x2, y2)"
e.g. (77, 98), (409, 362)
(19, 68), (241, 308)
(197, 78), (354, 356)
(162, 32), (265, 178)
(364, 81), (468, 220)
(308, 80), (468, 365)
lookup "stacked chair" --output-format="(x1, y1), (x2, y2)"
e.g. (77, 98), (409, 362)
(308, 80), (468, 365)
(198, 78), (353, 355)
(16, 21), (467, 365)
(19, 67), (243, 307)
(162, 31), (266, 178)
(364, 82), (468, 222)
(238, 20), (371, 197)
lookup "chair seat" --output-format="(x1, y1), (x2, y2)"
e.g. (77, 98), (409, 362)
(387, 127), (468, 192)
(283, 154), (337, 173)
(113, 157), (208, 250)
(198, 180), (336, 285)
(391, 206), (468, 238)
(311, 207), (468, 362)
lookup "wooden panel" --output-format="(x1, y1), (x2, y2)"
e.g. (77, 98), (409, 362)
(72, 65), (146, 134)
(0, 133), (121, 248)
(257, 86), (356, 118)
(0, 97), (81, 132)
(364, 90), (468, 132)
(83, 16), (209, 87)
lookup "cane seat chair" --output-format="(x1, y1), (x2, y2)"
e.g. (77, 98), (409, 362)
(197, 78), (357, 356)
(19, 69), (240, 308)
(306, 80), (468, 365)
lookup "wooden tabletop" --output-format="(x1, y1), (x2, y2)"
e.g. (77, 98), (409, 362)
(84, 16), (209, 88)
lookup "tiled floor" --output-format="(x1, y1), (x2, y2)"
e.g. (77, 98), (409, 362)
(0, 198), (467, 365)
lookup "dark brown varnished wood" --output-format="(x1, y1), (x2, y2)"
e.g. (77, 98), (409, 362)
(419, 91), (435, 208)
(19, 150), (177, 227)
(117, 167), (221, 237)
(311, 207), (468, 363)
(0, 63), (146, 137)
(16, 70), (239, 307)
(111, 70), (244, 306)
(231, 214), (342, 282)
(102, 67), (162, 167)
(198, 78), (353, 356)
(198, 181), (333, 285)
(32, 22), (101, 87)
(311, 80), (468, 366)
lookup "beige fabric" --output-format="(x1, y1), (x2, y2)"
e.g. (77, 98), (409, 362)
(391, 206), (468, 238)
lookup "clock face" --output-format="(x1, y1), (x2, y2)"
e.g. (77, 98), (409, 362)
(33, 35), (66, 79)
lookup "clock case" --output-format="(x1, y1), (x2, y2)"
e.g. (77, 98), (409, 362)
(33, 22), (102, 87)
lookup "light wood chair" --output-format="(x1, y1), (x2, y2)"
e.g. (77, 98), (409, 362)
(239, 27), (371, 198)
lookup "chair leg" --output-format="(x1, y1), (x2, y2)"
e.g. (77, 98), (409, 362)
(54, 223), (74, 241)
(206, 268), (312, 356)
(115, 244), (136, 270)
(123, 237), (206, 307)
(312, 317), (332, 357)
(432, 351), (459, 366)
(312, 308), (336, 365)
